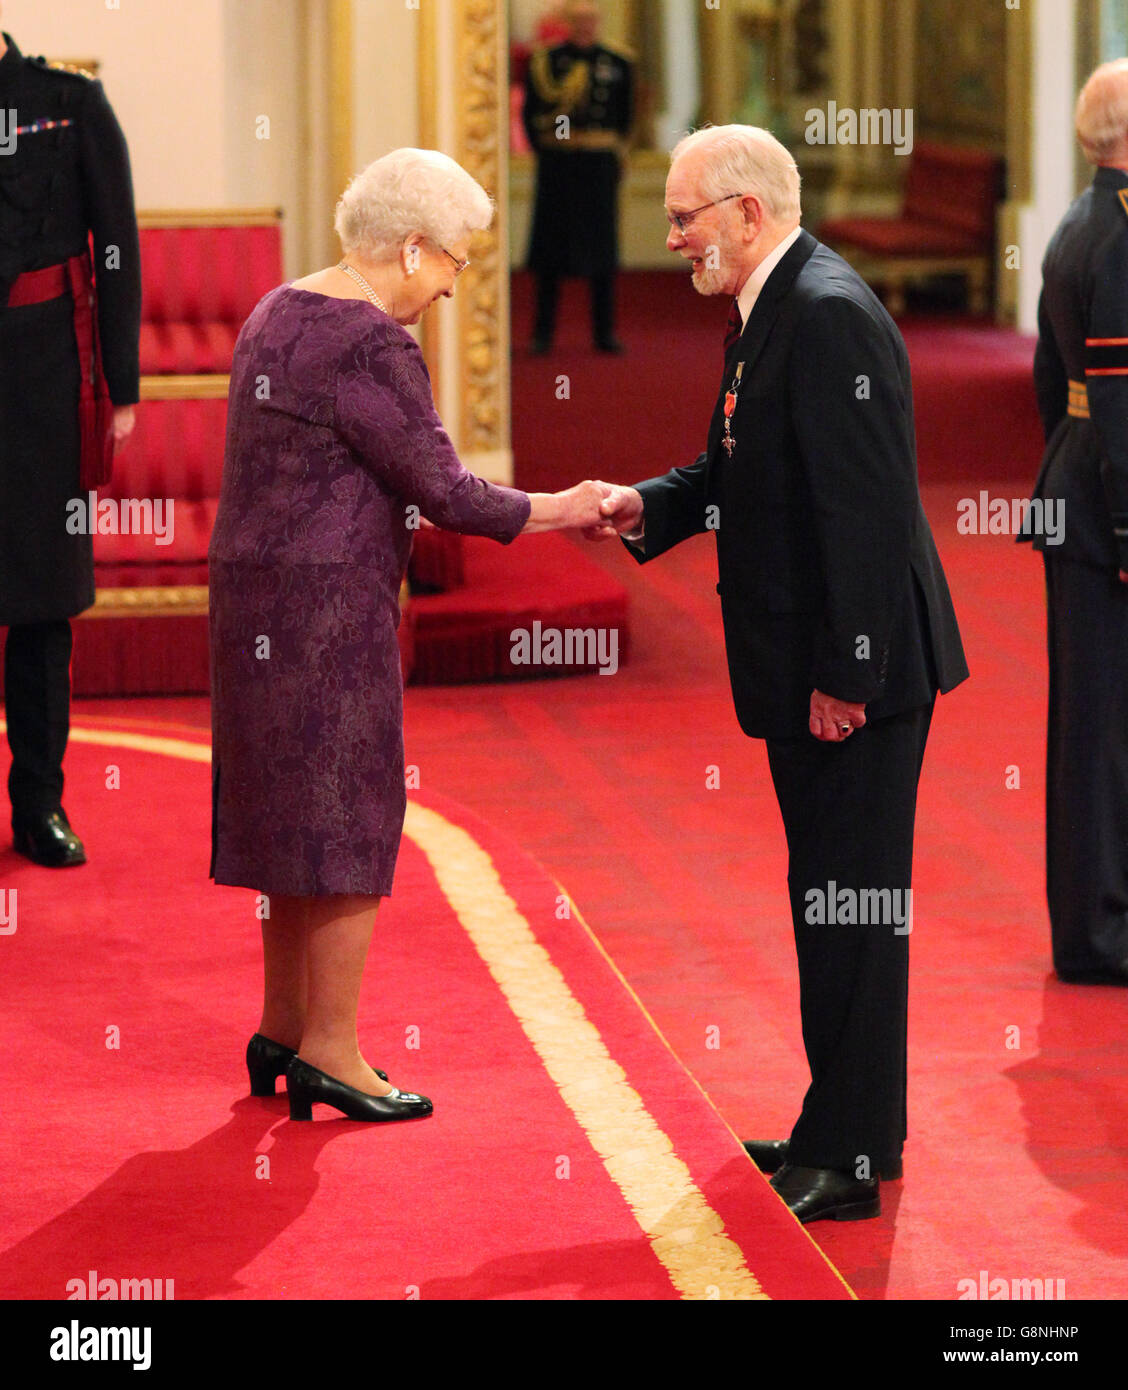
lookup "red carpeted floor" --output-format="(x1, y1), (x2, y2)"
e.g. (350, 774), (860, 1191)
(10, 479), (1127, 1300)
(3, 284), (1124, 1301)
(0, 727), (848, 1301)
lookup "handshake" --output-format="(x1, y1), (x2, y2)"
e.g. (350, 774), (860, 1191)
(526, 479), (644, 540)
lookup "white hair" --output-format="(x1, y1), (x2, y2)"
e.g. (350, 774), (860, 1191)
(1076, 59), (1128, 163)
(670, 124), (801, 224)
(335, 148), (494, 257)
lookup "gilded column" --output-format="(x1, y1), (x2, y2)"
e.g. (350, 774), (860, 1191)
(418, 0), (512, 483)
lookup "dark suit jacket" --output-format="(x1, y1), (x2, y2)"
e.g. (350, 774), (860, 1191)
(625, 228), (968, 739)
(1020, 166), (1128, 572)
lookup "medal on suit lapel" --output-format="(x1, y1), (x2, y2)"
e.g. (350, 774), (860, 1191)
(722, 361), (744, 457)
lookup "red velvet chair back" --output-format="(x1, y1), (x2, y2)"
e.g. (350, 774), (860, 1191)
(140, 222), (283, 325)
(102, 398), (228, 504)
(903, 143), (1002, 242)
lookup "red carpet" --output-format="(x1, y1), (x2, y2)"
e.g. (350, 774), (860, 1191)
(0, 723), (848, 1301)
(393, 483), (1128, 1301)
(409, 531), (629, 683)
(510, 270), (1043, 491)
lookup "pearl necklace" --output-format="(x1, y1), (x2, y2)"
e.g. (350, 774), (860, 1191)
(337, 259), (389, 313)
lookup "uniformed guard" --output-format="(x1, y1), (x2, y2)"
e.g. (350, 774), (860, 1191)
(1018, 58), (1128, 982)
(523, 0), (634, 354)
(0, 24), (141, 867)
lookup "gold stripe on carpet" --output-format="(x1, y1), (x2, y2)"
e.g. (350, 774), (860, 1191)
(402, 801), (768, 1300)
(60, 726), (213, 763)
(9, 718), (774, 1299)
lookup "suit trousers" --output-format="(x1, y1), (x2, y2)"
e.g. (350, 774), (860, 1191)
(765, 699), (934, 1174)
(3, 619), (74, 824)
(1044, 553), (1128, 975)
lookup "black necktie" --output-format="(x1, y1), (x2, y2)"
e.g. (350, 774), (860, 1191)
(723, 297), (742, 356)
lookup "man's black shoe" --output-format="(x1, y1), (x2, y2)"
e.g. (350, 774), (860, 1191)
(595, 338), (624, 354)
(742, 1139), (790, 1173)
(529, 337), (552, 356)
(1056, 963), (1128, 985)
(13, 811), (86, 867)
(769, 1162), (881, 1223)
(744, 1139), (902, 1181)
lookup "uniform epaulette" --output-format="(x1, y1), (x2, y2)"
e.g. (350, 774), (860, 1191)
(1119, 188), (1128, 221)
(30, 55), (96, 80)
(597, 40), (636, 65)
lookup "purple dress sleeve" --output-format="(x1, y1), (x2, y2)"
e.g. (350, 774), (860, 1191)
(335, 326), (531, 541)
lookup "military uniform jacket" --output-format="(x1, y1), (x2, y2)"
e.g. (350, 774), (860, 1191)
(1021, 166), (1128, 571)
(0, 33), (141, 625)
(522, 40), (633, 152)
(625, 229), (969, 739)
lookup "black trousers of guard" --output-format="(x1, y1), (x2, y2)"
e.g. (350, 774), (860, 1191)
(3, 620), (74, 825)
(765, 700), (934, 1176)
(533, 271), (616, 347)
(1044, 554), (1128, 976)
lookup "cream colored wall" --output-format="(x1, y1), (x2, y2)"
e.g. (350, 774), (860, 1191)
(1, 0), (227, 208)
(351, 0), (419, 172)
(1, 0), (422, 279)
(221, 1), (304, 274)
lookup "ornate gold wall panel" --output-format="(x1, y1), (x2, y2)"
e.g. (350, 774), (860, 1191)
(454, 0), (507, 457)
(416, 0), (509, 466)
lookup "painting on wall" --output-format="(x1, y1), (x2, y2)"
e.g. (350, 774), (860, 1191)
(915, 0), (1006, 151)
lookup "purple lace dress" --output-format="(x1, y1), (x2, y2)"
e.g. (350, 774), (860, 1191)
(208, 286), (530, 895)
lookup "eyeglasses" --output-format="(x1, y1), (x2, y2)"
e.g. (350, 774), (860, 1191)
(665, 193), (744, 234)
(441, 247), (470, 276)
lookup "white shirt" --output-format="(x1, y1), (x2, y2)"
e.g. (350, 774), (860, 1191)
(734, 224), (803, 332)
(623, 225), (803, 544)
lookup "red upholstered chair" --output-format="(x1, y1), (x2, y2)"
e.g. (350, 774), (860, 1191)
(72, 211), (277, 694)
(138, 210), (284, 374)
(819, 143), (1003, 315)
(70, 383), (226, 695)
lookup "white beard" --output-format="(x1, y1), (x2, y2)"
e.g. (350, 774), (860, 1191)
(690, 262), (728, 296)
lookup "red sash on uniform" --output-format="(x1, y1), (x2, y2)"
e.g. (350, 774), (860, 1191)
(6, 249), (115, 490)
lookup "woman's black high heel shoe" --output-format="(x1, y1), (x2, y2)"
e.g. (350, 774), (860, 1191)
(247, 1034), (297, 1096)
(247, 1033), (387, 1096)
(285, 1056), (433, 1122)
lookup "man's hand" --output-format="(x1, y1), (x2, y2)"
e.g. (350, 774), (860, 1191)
(809, 689), (867, 742)
(582, 481), (643, 541)
(111, 405), (136, 446)
(1120, 569), (1128, 584)
(557, 479), (613, 530)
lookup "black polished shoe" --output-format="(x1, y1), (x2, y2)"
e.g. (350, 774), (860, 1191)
(529, 337), (552, 356)
(743, 1139), (902, 1181)
(742, 1139), (790, 1173)
(12, 810), (86, 867)
(769, 1163), (881, 1223)
(1057, 962), (1128, 985)
(247, 1033), (386, 1096)
(285, 1056), (432, 1122)
(595, 338), (624, 354)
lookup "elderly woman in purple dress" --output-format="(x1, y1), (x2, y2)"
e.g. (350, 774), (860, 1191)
(209, 148), (605, 1123)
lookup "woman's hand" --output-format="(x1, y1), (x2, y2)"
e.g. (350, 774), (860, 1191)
(523, 480), (611, 533)
(582, 482), (643, 540)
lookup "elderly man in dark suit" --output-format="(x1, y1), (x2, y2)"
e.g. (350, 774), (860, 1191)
(1017, 59), (1128, 984)
(589, 124), (968, 1222)
(0, 23), (140, 867)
